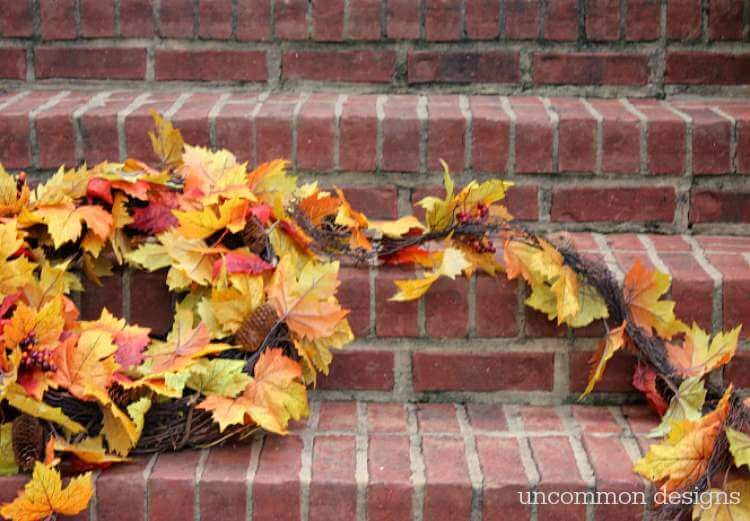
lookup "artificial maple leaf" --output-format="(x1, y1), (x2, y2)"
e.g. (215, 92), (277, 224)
(550, 265), (580, 325)
(98, 398), (148, 457)
(53, 436), (128, 466)
(80, 309), (151, 369)
(86, 177), (113, 205)
(389, 247), (471, 302)
(692, 480), (750, 521)
(179, 146), (254, 204)
(298, 192), (340, 226)
(131, 188), (180, 234)
(33, 203), (113, 248)
(622, 260), (685, 339)
(368, 216), (425, 239)
(212, 251), (273, 281)
(3, 298), (64, 351)
(144, 308), (230, 374)
(632, 364), (669, 416)
(634, 386), (733, 494)
(0, 423), (18, 476)
(666, 323), (741, 378)
(380, 245), (434, 268)
(0, 462), (92, 521)
(333, 188), (371, 251)
(198, 279), (265, 337)
(159, 232), (228, 287)
(582, 321), (627, 396)
(266, 256), (348, 341)
(648, 377), (706, 438)
(149, 110), (184, 167)
(247, 160), (296, 205)
(418, 160), (456, 232)
(294, 319), (353, 384)
(186, 359), (253, 397)
(0, 166), (30, 217)
(52, 330), (118, 402)
(504, 239), (547, 286)
(726, 428), (750, 471)
(2, 384), (85, 434)
(173, 198), (249, 240)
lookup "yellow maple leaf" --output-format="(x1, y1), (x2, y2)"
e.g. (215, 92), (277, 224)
(550, 265), (580, 325)
(34, 203), (113, 249)
(148, 110), (184, 168)
(294, 319), (354, 384)
(367, 216), (424, 239)
(172, 198), (249, 240)
(726, 428), (750, 471)
(0, 462), (92, 521)
(4, 298), (64, 350)
(0, 167), (29, 218)
(51, 330), (118, 402)
(179, 146), (254, 204)
(582, 321), (627, 396)
(2, 384), (84, 434)
(389, 247), (470, 302)
(692, 480), (750, 521)
(634, 386), (733, 494)
(623, 260), (686, 339)
(158, 231), (228, 286)
(666, 323), (741, 378)
(53, 436), (129, 465)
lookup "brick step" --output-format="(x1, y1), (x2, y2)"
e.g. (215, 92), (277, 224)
(2, 90), (749, 232)
(0, 400), (662, 521)
(1, 0), (748, 94)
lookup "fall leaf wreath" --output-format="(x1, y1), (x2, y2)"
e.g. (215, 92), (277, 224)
(0, 113), (748, 520)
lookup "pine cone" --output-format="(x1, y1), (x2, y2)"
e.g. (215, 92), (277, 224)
(236, 303), (278, 352)
(241, 217), (267, 256)
(109, 382), (152, 409)
(11, 415), (44, 471)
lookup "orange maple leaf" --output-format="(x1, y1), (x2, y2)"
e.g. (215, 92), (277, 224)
(622, 260), (685, 339)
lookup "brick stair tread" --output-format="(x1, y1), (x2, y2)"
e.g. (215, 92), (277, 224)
(2, 89), (749, 231)
(0, 401), (660, 521)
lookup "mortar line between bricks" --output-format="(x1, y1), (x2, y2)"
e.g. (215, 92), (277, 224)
(540, 97), (559, 174)
(164, 92), (191, 118)
(291, 92), (310, 170)
(0, 91), (29, 112)
(245, 434), (265, 521)
(467, 273), (477, 338)
(593, 233), (624, 283)
(88, 469), (101, 521)
(208, 92), (232, 149)
(660, 100), (693, 176)
(355, 401), (369, 521)
(711, 105), (738, 174)
(499, 96), (516, 176)
(296, 427), (638, 439)
(459, 94), (472, 173)
(683, 235), (724, 334)
(375, 94), (386, 174)
(503, 404), (540, 521)
(417, 95), (428, 175)
(455, 403), (484, 521)
(250, 91), (271, 169)
(580, 98), (603, 175)
(117, 92), (151, 162)
(194, 448), (210, 521)
(299, 399), (320, 521)
(637, 234), (670, 274)
(112, 0), (122, 37)
(73, 90), (112, 164)
(406, 403), (426, 521)
(334, 93), (347, 172)
(608, 407), (650, 521)
(28, 90), (69, 169)
(556, 405), (596, 521)
(620, 98), (648, 176)
(143, 453), (159, 521)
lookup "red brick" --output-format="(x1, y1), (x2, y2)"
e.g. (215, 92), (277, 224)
(427, 95), (466, 173)
(690, 190), (750, 223)
(80, 0), (116, 37)
(200, 445), (256, 521)
(120, 0), (156, 37)
(467, 403), (509, 430)
(687, 108), (732, 174)
(253, 435), (303, 521)
(159, 0), (194, 38)
(275, 0), (309, 39)
(96, 457), (151, 521)
(312, 0), (345, 41)
(726, 350), (750, 388)
(417, 403), (460, 433)
(550, 98), (597, 173)
(666, 0), (701, 39)
(573, 405), (622, 432)
(382, 95), (420, 172)
(155, 49), (267, 82)
(466, 0), (501, 39)
(706, 254), (750, 339)
(520, 406), (564, 431)
(505, 0), (540, 39)
(569, 350), (637, 393)
(255, 93), (299, 164)
(310, 436), (357, 521)
(130, 269), (173, 335)
(412, 351), (556, 392)
(237, 0), (272, 40)
(387, 0), (420, 39)
(717, 103), (750, 174)
(477, 437), (532, 521)
(469, 96), (510, 173)
(0, 92), (58, 169)
(647, 234), (692, 252)
(338, 267), (370, 336)
(631, 99), (686, 175)
(40, 0), (76, 39)
(534, 52), (649, 86)
(545, 0), (579, 41)
(367, 403), (408, 432)
(425, 0), (462, 41)
(284, 50), (395, 83)
(425, 276), (469, 338)
(660, 253), (714, 330)
(476, 274), (518, 337)
(375, 268), (419, 336)
(149, 451), (201, 520)
(589, 99), (641, 174)
(318, 401), (358, 431)
(529, 436), (587, 520)
(625, 0), (661, 40)
(297, 93), (337, 171)
(199, 0), (233, 39)
(551, 186), (676, 222)
(35, 92), (92, 169)
(81, 92), (140, 164)
(695, 236), (750, 253)
(0, 0), (34, 37)
(510, 97), (553, 173)
(708, 0), (744, 40)
(409, 50), (521, 84)
(339, 185), (398, 219)
(368, 435), (412, 521)
(525, 302), (567, 337)
(0, 47), (26, 80)
(36, 46), (147, 80)
(586, 0), (620, 40)
(422, 436), (472, 520)
(81, 270), (123, 320)
(340, 95), (378, 172)
(348, 0), (382, 40)
(317, 350), (395, 390)
(666, 52), (750, 85)
(506, 184), (539, 220)
(621, 405), (660, 433)
(171, 93), (223, 148)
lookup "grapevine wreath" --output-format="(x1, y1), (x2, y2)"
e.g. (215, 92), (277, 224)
(0, 113), (749, 521)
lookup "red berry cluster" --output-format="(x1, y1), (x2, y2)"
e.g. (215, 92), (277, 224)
(19, 332), (57, 373)
(456, 203), (496, 254)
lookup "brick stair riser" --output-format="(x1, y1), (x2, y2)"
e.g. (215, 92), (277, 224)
(1, 0), (749, 94)
(0, 401), (663, 521)
(2, 91), (749, 232)
(84, 232), (750, 401)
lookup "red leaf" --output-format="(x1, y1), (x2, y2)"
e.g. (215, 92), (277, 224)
(632, 364), (668, 416)
(86, 178), (113, 205)
(131, 189), (180, 234)
(212, 251), (273, 280)
(248, 204), (272, 226)
(380, 245), (432, 267)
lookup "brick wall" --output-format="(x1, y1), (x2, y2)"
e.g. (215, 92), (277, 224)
(1, 0), (749, 94)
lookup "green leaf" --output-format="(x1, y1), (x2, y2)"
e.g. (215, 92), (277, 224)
(186, 359), (252, 398)
(726, 428), (750, 471)
(648, 377), (706, 438)
(0, 423), (19, 476)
